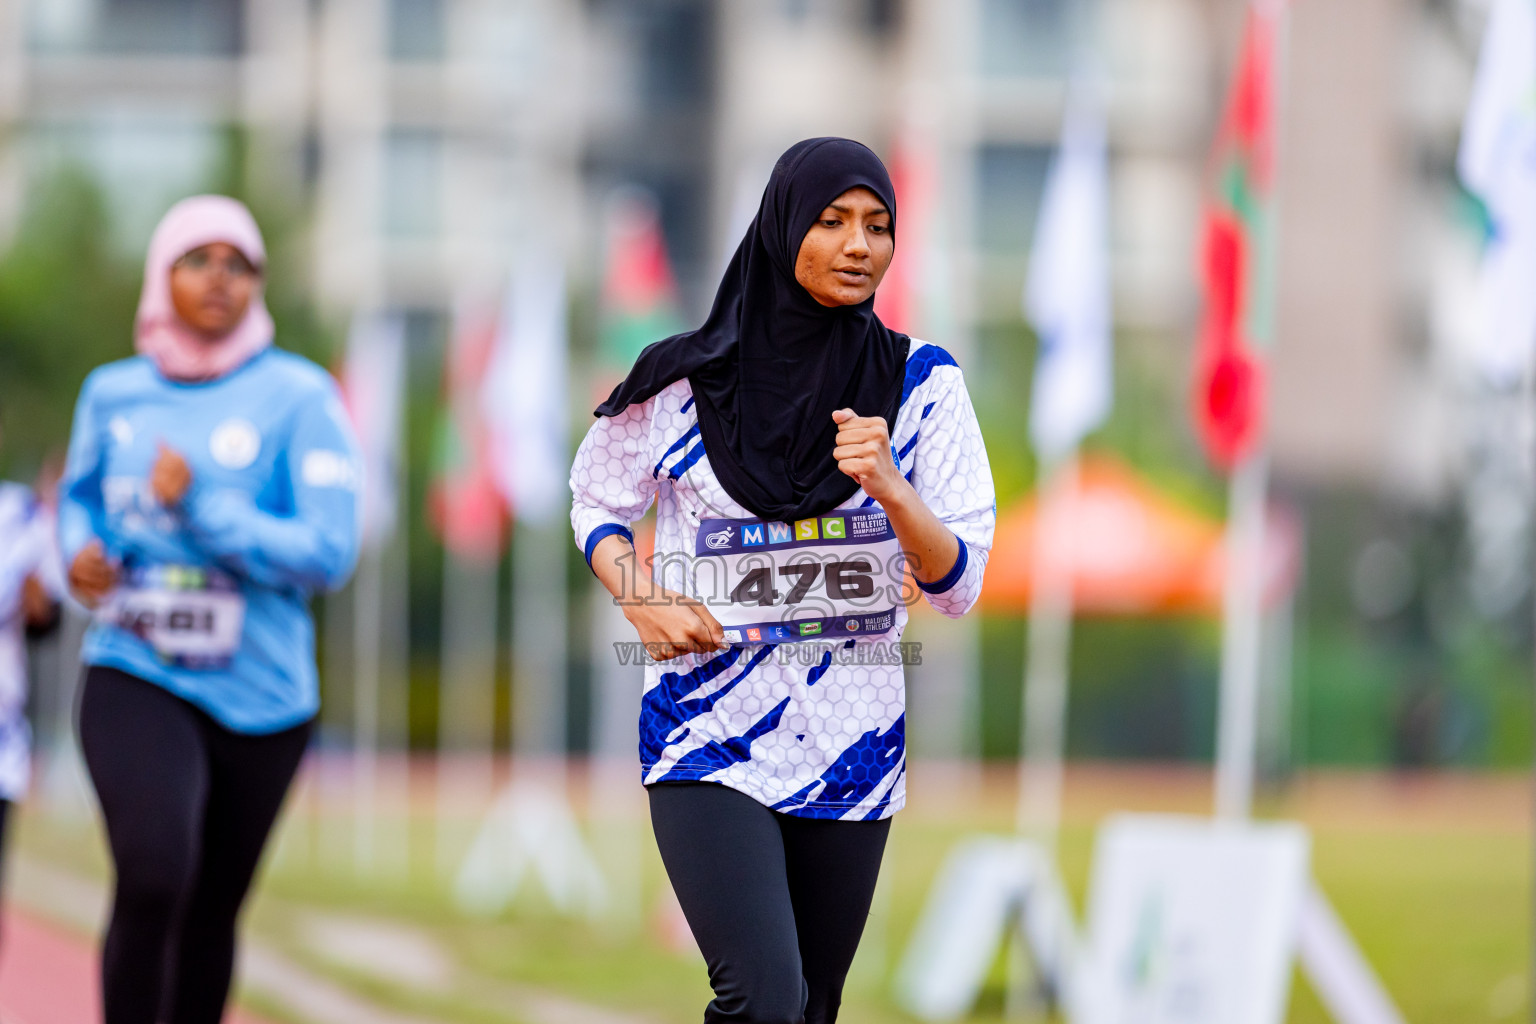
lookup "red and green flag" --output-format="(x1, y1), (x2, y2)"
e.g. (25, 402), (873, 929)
(873, 139), (917, 333)
(429, 310), (507, 561)
(1193, 4), (1280, 470)
(599, 190), (686, 376)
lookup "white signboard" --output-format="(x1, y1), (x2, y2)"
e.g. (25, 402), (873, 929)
(896, 837), (1077, 1021)
(1074, 814), (1310, 1024)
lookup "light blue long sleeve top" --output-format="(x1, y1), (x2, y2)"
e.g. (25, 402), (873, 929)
(59, 348), (362, 733)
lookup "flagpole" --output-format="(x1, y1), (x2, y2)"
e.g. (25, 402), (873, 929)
(1214, 450), (1269, 820)
(590, 576), (644, 932)
(434, 551), (455, 876)
(1005, 449), (1083, 1019)
(352, 540), (383, 874)
(382, 435), (411, 882)
(321, 576), (353, 869)
(342, 310), (407, 879)
(1016, 452), (1080, 846)
(435, 550), (499, 876)
(511, 519), (568, 776)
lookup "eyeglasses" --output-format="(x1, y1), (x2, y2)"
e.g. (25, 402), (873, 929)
(172, 249), (260, 279)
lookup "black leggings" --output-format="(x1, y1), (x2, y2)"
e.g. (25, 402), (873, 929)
(78, 666), (310, 1024)
(648, 782), (892, 1024)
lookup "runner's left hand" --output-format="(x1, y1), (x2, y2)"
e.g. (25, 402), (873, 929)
(150, 442), (193, 507)
(832, 408), (903, 504)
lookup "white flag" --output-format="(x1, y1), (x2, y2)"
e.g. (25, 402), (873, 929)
(1457, 0), (1536, 385)
(1026, 84), (1113, 459)
(482, 259), (569, 527)
(342, 310), (406, 548)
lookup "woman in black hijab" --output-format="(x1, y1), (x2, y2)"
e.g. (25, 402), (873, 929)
(597, 137), (911, 523)
(572, 137), (996, 1024)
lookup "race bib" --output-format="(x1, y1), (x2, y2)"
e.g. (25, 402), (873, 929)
(104, 564), (246, 669)
(691, 507), (905, 644)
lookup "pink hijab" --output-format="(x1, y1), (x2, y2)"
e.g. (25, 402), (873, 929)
(134, 195), (275, 382)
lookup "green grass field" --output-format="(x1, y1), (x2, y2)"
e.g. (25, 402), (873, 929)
(13, 763), (1531, 1023)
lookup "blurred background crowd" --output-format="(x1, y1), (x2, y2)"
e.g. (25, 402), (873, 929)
(0, 1), (1529, 1022)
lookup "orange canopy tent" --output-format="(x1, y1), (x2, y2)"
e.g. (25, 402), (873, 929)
(981, 455), (1298, 616)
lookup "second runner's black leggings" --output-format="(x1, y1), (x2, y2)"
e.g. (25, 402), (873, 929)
(648, 781), (892, 1024)
(78, 666), (310, 1024)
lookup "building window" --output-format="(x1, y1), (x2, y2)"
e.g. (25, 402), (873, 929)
(31, 0), (245, 56)
(866, 0), (900, 37)
(979, 0), (1071, 79)
(25, 115), (224, 256)
(389, 0), (445, 61)
(779, 0), (811, 24)
(975, 143), (1053, 253)
(383, 129), (442, 239)
(639, 2), (713, 107)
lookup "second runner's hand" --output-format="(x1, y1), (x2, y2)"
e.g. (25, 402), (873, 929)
(150, 442), (193, 507)
(68, 538), (119, 609)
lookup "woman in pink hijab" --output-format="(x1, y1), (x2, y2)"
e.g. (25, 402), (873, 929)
(134, 193), (275, 382)
(59, 195), (361, 1024)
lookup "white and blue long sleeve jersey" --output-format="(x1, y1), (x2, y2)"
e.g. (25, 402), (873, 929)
(59, 349), (362, 734)
(0, 482), (64, 800)
(570, 340), (996, 820)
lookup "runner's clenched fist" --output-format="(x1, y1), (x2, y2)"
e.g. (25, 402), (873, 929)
(832, 408), (903, 503)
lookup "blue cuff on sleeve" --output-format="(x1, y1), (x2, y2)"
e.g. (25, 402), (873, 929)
(915, 534), (968, 594)
(584, 523), (635, 571)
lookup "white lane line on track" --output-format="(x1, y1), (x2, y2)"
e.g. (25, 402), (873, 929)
(8, 854), (662, 1024)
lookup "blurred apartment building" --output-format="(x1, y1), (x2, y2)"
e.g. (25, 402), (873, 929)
(0, 0), (1492, 502)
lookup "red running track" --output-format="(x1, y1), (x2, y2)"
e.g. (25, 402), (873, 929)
(0, 909), (272, 1024)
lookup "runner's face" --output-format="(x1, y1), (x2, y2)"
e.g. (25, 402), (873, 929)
(169, 242), (259, 340)
(794, 187), (893, 308)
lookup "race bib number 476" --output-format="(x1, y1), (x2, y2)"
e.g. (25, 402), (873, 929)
(690, 508), (907, 644)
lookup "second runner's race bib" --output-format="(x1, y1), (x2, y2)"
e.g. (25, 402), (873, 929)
(691, 507), (905, 644)
(104, 564), (246, 669)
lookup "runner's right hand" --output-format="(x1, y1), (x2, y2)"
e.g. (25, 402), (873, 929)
(150, 442), (193, 507)
(68, 539), (119, 608)
(21, 574), (54, 626)
(623, 585), (729, 661)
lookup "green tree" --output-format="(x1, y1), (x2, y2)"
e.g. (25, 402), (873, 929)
(0, 168), (139, 479)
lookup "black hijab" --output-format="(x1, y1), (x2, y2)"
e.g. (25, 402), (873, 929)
(595, 137), (911, 523)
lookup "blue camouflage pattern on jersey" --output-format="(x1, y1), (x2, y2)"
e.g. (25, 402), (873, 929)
(570, 340), (995, 819)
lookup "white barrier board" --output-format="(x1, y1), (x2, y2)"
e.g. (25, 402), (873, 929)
(895, 837), (1076, 1021)
(1074, 814), (1310, 1024)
